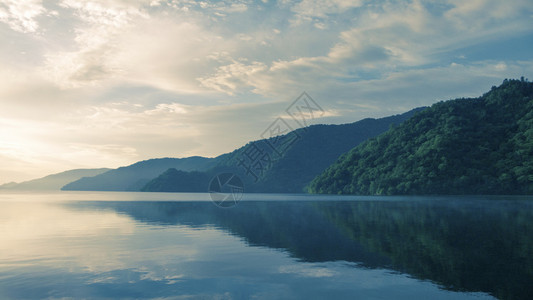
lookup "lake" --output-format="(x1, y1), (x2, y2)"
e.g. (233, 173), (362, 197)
(0, 192), (532, 299)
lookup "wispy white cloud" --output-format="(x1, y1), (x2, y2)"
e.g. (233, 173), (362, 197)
(41, 0), (151, 87)
(291, 0), (364, 24)
(0, 0), (45, 33)
(198, 60), (268, 94)
(445, 0), (533, 28)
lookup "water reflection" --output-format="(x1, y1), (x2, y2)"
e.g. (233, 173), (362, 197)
(1, 195), (530, 299)
(70, 199), (533, 300)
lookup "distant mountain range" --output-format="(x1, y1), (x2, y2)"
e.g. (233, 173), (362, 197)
(141, 108), (423, 193)
(62, 157), (216, 191)
(0, 168), (110, 191)
(308, 79), (533, 195)
(55, 108), (422, 193)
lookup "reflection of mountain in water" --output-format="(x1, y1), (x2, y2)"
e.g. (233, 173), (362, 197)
(70, 199), (533, 300)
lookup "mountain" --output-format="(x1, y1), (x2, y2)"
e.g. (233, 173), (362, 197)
(141, 168), (210, 192)
(0, 168), (110, 191)
(0, 182), (18, 189)
(62, 157), (216, 191)
(142, 108), (425, 193)
(308, 79), (533, 195)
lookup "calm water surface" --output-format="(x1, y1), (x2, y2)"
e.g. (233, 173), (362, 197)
(0, 192), (532, 299)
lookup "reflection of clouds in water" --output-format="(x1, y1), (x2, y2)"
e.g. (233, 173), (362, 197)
(279, 264), (336, 278)
(0, 202), (202, 274)
(139, 270), (184, 285)
(87, 276), (119, 284)
(1, 203), (134, 238)
(0, 202), (136, 272)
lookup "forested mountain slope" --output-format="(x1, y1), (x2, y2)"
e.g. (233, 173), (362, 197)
(309, 79), (533, 195)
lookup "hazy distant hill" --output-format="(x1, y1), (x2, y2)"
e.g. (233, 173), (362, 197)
(143, 108), (424, 193)
(62, 157), (216, 191)
(142, 168), (211, 192)
(308, 79), (533, 195)
(0, 168), (110, 191)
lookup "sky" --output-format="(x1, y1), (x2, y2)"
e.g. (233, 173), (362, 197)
(1, 0), (532, 183)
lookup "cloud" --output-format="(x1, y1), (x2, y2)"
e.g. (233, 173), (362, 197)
(0, 0), (45, 33)
(291, 0), (364, 24)
(198, 60), (268, 94)
(110, 18), (232, 93)
(445, 0), (533, 26)
(40, 3), (242, 92)
(219, 2), (248, 13)
(319, 60), (533, 118)
(41, 0), (150, 87)
(197, 0), (533, 99)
